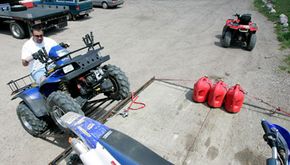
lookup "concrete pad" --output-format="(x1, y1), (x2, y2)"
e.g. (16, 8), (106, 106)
(106, 79), (290, 165)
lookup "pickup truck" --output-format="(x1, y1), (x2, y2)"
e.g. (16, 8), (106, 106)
(0, 2), (69, 39)
(34, 0), (93, 21)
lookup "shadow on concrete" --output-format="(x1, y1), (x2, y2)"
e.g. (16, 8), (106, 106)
(69, 15), (92, 22)
(215, 34), (222, 39)
(93, 5), (122, 10)
(244, 102), (290, 122)
(0, 21), (69, 39)
(0, 22), (13, 38)
(185, 89), (193, 101)
(38, 123), (71, 149)
(214, 34), (250, 51)
(45, 27), (69, 37)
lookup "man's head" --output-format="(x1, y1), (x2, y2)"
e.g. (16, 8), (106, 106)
(31, 26), (44, 44)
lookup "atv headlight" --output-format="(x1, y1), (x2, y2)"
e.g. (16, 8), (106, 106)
(63, 64), (74, 74)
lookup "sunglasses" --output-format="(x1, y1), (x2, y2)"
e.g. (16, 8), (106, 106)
(33, 34), (43, 38)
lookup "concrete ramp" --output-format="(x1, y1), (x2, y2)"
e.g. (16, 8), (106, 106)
(106, 79), (290, 165)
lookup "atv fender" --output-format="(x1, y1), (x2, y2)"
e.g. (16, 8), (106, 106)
(39, 74), (62, 97)
(12, 87), (48, 117)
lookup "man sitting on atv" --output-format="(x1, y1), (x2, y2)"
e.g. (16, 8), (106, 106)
(21, 26), (58, 84)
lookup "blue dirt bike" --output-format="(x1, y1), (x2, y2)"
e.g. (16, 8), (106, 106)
(261, 120), (290, 165)
(7, 33), (130, 137)
(61, 112), (173, 165)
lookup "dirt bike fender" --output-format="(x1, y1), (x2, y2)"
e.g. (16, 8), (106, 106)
(13, 87), (48, 117)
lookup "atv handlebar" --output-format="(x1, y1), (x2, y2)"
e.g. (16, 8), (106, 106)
(32, 47), (49, 64)
(33, 32), (102, 65)
(59, 42), (70, 49)
(233, 13), (240, 18)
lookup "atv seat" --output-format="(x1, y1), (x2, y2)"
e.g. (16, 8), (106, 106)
(239, 14), (251, 25)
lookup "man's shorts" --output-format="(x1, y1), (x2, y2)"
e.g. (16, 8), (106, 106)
(31, 68), (46, 84)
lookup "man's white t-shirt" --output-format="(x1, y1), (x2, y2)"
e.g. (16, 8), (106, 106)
(21, 37), (57, 74)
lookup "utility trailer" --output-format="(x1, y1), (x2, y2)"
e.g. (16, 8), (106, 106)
(0, 3), (69, 39)
(47, 77), (290, 165)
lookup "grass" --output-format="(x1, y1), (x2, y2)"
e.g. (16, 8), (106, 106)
(279, 55), (290, 73)
(254, 0), (290, 73)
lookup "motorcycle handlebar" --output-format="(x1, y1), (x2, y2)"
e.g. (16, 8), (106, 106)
(261, 120), (271, 135)
(261, 120), (277, 148)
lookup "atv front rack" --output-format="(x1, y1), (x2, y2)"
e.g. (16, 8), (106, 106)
(7, 74), (35, 95)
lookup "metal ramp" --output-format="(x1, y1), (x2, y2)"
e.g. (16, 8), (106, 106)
(49, 77), (290, 165)
(48, 77), (155, 164)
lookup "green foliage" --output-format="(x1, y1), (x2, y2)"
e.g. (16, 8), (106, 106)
(254, 0), (290, 73)
(254, 0), (290, 48)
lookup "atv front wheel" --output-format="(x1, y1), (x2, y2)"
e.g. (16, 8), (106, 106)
(246, 33), (256, 51)
(17, 102), (48, 137)
(222, 31), (232, 48)
(103, 64), (130, 100)
(47, 91), (84, 130)
(221, 26), (227, 38)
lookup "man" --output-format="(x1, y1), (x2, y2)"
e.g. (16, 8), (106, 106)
(21, 27), (58, 84)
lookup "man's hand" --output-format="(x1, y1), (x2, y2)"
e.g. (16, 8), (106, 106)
(22, 60), (29, 66)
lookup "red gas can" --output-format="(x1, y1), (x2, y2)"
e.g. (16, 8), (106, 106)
(207, 81), (228, 108)
(192, 76), (212, 103)
(224, 84), (245, 113)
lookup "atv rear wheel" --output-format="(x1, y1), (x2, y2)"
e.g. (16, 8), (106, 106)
(222, 31), (232, 48)
(103, 64), (130, 100)
(17, 102), (48, 137)
(246, 33), (256, 51)
(47, 91), (84, 130)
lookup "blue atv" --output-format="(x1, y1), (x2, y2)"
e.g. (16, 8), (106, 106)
(7, 33), (130, 137)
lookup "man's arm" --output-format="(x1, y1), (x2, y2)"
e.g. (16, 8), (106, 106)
(21, 42), (33, 67)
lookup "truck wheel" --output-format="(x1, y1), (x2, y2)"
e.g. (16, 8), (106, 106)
(47, 91), (84, 130)
(17, 102), (48, 137)
(222, 31), (232, 48)
(246, 34), (256, 51)
(10, 22), (26, 39)
(102, 2), (108, 9)
(103, 64), (130, 100)
(69, 13), (77, 21)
